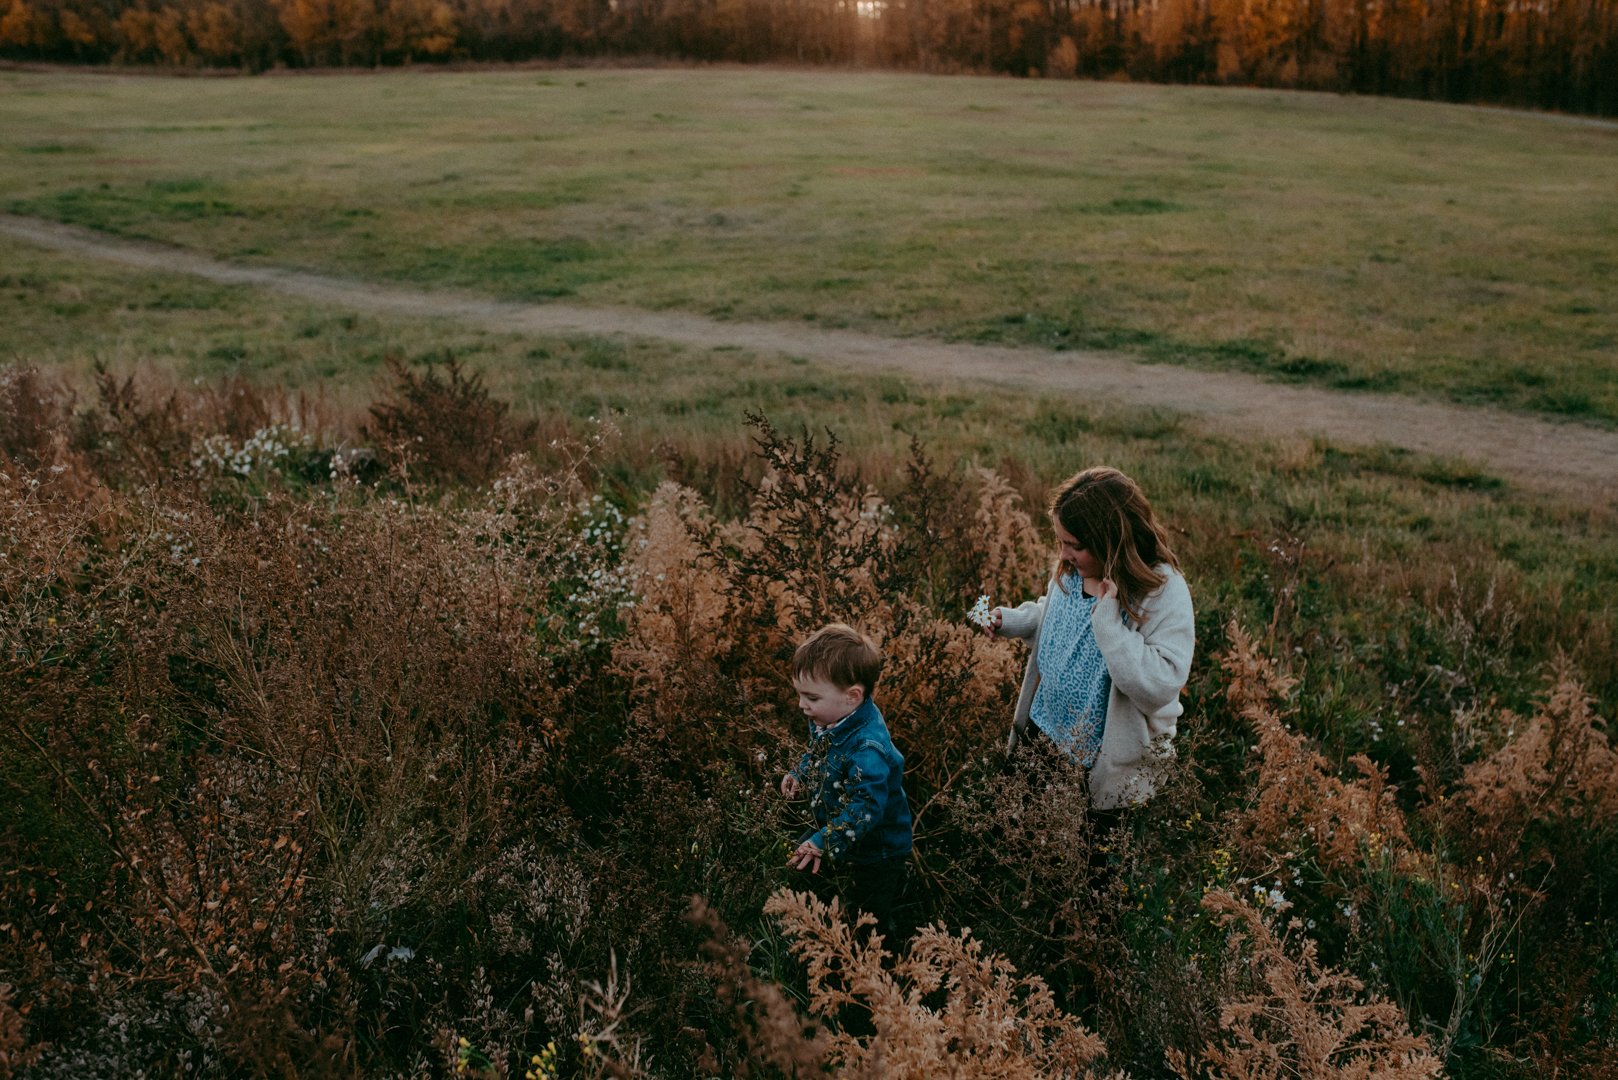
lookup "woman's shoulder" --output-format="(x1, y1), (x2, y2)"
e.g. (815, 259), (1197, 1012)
(1143, 564), (1192, 609)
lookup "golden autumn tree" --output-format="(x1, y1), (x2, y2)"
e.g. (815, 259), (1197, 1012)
(188, 1), (242, 61)
(272, 0), (333, 62)
(114, 4), (155, 56)
(1209, 0), (1299, 81)
(0, 0), (39, 47)
(330, 0), (379, 63)
(0, 0), (1610, 113)
(381, 0), (455, 58)
(1047, 32), (1078, 76)
(57, 7), (99, 53)
(153, 4), (190, 61)
(1005, 0), (1052, 74)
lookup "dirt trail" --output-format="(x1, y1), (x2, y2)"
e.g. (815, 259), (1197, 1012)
(6, 212), (1616, 503)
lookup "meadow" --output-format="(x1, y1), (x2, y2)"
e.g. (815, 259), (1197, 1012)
(3, 68), (1618, 1079)
(3, 68), (1618, 424)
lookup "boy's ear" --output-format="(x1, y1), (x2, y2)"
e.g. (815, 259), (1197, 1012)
(846, 684), (867, 706)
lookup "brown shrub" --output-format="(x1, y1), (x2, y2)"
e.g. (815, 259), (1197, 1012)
(1444, 666), (1618, 863)
(1, 406), (591, 1072)
(72, 362), (193, 485)
(365, 355), (536, 486)
(698, 888), (1119, 1079)
(969, 466), (1049, 602)
(0, 364), (109, 513)
(1171, 890), (1442, 1080)
(0, 983), (43, 1079)
(0, 364), (67, 471)
(689, 895), (834, 1078)
(728, 414), (899, 638)
(1220, 621), (1421, 879)
(879, 605), (1022, 798)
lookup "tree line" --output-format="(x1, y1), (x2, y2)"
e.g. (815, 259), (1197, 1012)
(2, 0), (1614, 116)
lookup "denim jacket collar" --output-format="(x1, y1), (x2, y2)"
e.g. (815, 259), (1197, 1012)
(812, 696), (880, 748)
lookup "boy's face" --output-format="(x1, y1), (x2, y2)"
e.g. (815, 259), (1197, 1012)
(792, 673), (865, 728)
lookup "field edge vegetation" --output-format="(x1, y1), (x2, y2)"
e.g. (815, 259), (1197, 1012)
(2, 353), (1615, 1076)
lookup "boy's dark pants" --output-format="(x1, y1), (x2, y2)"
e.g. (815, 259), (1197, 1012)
(796, 853), (910, 946)
(791, 854), (909, 1037)
(848, 854), (909, 944)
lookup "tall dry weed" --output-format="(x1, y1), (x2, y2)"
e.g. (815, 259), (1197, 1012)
(727, 414), (904, 637)
(1419, 666), (1618, 1063)
(699, 888), (1118, 1079)
(1444, 667), (1618, 858)
(1221, 621), (1420, 878)
(0, 364), (68, 471)
(969, 466), (1048, 602)
(613, 481), (740, 725)
(72, 362), (194, 485)
(365, 355), (537, 486)
(1170, 890), (1442, 1080)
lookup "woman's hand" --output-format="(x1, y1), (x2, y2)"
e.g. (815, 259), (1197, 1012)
(981, 609), (1003, 638)
(1098, 578), (1118, 601)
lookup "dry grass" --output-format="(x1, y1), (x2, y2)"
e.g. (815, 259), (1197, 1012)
(2, 361), (1616, 1076)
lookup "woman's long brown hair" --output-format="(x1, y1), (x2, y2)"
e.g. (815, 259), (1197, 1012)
(1049, 466), (1179, 622)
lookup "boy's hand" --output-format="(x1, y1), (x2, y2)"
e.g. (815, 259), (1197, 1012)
(787, 840), (823, 874)
(780, 772), (800, 799)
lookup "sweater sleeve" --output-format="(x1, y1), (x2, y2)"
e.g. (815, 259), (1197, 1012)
(1091, 572), (1194, 712)
(994, 594), (1048, 640)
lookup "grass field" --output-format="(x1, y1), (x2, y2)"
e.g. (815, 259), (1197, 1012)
(6, 68), (1618, 1078)
(6, 236), (1616, 710)
(5, 230), (1618, 1071)
(3, 67), (1617, 424)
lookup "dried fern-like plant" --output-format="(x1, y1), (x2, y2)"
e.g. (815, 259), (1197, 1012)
(970, 467), (1048, 602)
(760, 889), (1118, 1079)
(1447, 665), (1618, 857)
(1170, 890), (1442, 1080)
(1221, 621), (1422, 878)
(688, 896), (834, 1079)
(613, 481), (738, 707)
(0, 983), (43, 1078)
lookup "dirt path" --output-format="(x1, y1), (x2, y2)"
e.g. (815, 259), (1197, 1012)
(6, 212), (1616, 502)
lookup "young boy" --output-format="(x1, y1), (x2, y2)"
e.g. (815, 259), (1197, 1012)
(780, 623), (913, 942)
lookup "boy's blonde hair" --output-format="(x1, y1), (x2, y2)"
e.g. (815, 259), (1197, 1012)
(793, 623), (883, 698)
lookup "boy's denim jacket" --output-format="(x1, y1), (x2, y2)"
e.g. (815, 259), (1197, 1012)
(791, 698), (913, 865)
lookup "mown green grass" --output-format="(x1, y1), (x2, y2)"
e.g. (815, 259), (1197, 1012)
(3, 68), (1616, 423)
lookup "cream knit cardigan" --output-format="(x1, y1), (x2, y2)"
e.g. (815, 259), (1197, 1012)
(995, 565), (1195, 809)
